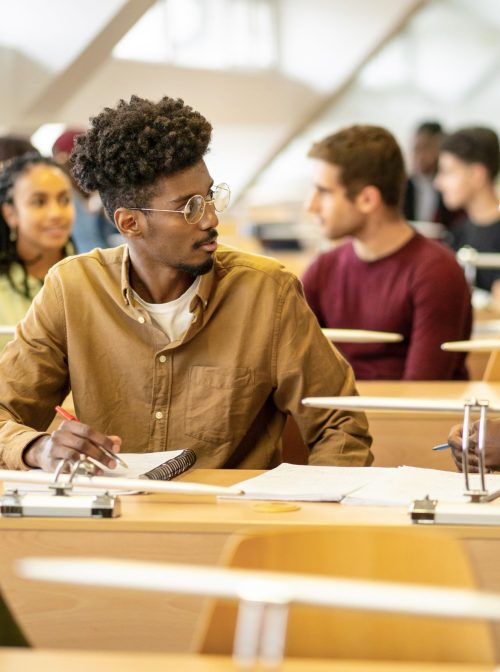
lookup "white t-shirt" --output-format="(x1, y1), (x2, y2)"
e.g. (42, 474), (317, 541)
(132, 277), (201, 342)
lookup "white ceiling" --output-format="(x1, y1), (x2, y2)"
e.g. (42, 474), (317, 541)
(1, 0), (499, 209)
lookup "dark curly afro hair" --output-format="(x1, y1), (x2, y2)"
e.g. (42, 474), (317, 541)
(71, 95), (212, 220)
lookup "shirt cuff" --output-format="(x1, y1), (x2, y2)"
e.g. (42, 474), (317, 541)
(4, 431), (50, 471)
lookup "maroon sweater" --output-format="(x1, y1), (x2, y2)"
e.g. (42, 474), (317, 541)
(302, 234), (472, 380)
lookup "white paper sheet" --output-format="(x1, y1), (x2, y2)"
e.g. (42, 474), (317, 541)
(342, 466), (500, 506)
(222, 463), (500, 506)
(101, 449), (185, 478)
(223, 463), (391, 501)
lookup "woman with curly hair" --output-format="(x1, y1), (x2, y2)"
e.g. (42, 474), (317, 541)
(0, 153), (75, 346)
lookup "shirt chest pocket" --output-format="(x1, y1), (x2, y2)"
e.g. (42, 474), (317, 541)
(185, 366), (254, 444)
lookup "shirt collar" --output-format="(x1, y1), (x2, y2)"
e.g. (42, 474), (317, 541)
(120, 245), (133, 305)
(120, 243), (216, 310)
(196, 263), (215, 309)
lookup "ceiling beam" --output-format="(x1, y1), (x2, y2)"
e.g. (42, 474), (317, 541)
(235, 0), (429, 206)
(24, 0), (156, 119)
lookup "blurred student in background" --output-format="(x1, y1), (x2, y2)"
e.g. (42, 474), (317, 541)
(0, 153), (75, 347)
(0, 135), (39, 163)
(302, 124), (472, 381)
(435, 126), (500, 294)
(52, 129), (121, 252)
(403, 120), (459, 228)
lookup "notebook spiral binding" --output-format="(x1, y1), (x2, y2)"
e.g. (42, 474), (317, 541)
(142, 449), (197, 481)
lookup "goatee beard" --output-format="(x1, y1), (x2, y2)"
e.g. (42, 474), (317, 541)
(177, 257), (214, 277)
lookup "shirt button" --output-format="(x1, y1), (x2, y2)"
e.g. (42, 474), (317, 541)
(155, 411), (163, 420)
(159, 355), (167, 363)
(138, 316), (145, 324)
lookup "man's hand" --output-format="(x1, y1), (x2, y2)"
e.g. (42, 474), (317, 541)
(23, 420), (122, 473)
(448, 419), (500, 472)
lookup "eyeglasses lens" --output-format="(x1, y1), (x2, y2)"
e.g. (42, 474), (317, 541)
(184, 184), (231, 224)
(214, 184), (230, 212)
(185, 195), (205, 224)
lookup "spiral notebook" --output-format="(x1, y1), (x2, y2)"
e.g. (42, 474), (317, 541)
(6, 449), (197, 495)
(103, 449), (197, 480)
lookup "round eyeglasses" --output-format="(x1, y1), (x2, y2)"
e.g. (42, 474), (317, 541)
(126, 183), (230, 225)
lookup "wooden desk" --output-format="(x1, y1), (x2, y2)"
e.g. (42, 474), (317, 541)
(1, 470), (500, 656)
(0, 650), (494, 672)
(357, 381), (500, 469)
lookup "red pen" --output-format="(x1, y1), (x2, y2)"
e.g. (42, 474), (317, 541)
(54, 405), (128, 468)
(54, 405), (77, 422)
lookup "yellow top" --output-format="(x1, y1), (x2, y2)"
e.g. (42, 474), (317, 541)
(0, 244), (76, 350)
(0, 263), (42, 349)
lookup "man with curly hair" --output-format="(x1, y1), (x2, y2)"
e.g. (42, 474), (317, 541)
(0, 95), (372, 471)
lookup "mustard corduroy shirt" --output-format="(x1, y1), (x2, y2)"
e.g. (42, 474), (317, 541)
(0, 244), (372, 470)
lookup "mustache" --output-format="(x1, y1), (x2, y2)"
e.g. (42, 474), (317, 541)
(193, 229), (218, 248)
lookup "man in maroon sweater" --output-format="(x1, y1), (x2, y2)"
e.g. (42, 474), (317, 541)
(302, 125), (472, 380)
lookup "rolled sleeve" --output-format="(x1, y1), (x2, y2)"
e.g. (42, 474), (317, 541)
(272, 276), (373, 466)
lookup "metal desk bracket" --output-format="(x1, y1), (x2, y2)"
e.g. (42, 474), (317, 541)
(411, 398), (500, 525)
(0, 455), (120, 518)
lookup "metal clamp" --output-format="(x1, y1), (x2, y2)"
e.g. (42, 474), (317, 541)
(0, 455), (120, 518)
(460, 398), (499, 502)
(48, 454), (96, 496)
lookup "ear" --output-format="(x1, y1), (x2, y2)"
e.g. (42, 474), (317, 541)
(354, 185), (381, 214)
(470, 163), (490, 188)
(114, 208), (143, 238)
(1, 202), (18, 231)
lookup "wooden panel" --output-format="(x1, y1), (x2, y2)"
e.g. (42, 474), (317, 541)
(285, 381), (500, 470)
(465, 539), (500, 662)
(467, 351), (491, 380)
(368, 414), (456, 469)
(0, 529), (229, 651)
(199, 529), (495, 664)
(357, 381), (500, 470)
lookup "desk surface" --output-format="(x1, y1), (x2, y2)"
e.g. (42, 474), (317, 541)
(1, 469), (500, 653)
(0, 468), (406, 532)
(1, 468), (499, 537)
(0, 650), (495, 672)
